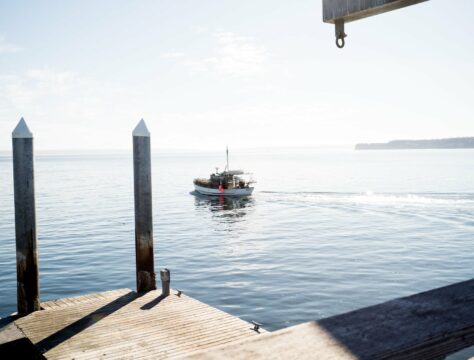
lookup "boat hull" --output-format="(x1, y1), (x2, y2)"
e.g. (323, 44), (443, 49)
(194, 184), (254, 197)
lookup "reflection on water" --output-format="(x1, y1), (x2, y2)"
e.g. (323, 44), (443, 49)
(192, 191), (255, 219)
(191, 191), (261, 257)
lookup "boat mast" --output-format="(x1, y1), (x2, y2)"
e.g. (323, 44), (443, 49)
(226, 146), (229, 171)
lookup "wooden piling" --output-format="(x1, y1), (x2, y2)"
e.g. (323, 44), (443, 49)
(133, 119), (156, 292)
(12, 118), (40, 314)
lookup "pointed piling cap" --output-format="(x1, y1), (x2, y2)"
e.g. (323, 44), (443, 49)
(12, 118), (33, 138)
(133, 119), (150, 137)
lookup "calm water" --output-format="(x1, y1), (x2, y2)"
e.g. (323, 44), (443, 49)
(1, 148), (473, 357)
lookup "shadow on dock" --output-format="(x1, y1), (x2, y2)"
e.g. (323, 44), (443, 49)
(184, 279), (474, 359)
(140, 293), (166, 310)
(34, 291), (138, 353)
(0, 317), (44, 359)
(12, 288), (262, 358)
(314, 278), (474, 359)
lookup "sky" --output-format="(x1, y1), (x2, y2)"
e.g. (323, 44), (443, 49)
(0, 0), (473, 151)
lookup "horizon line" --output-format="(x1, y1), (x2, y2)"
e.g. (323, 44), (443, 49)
(0, 144), (355, 154)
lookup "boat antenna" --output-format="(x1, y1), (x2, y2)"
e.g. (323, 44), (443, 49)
(226, 146), (229, 171)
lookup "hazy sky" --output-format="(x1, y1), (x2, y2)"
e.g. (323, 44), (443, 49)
(0, 0), (473, 150)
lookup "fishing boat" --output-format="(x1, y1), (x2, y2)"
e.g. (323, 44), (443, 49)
(193, 148), (255, 196)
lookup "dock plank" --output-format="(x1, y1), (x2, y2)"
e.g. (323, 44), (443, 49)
(14, 288), (261, 359)
(183, 279), (474, 360)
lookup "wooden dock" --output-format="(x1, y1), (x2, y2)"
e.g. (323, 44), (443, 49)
(185, 279), (474, 360)
(2, 288), (262, 359)
(2, 279), (473, 359)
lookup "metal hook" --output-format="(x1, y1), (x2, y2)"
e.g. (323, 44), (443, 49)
(335, 19), (347, 49)
(336, 36), (345, 48)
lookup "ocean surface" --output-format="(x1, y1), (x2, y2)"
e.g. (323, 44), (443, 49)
(1, 147), (473, 358)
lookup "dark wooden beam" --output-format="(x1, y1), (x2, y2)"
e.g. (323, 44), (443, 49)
(185, 278), (474, 359)
(316, 278), (474, 359)
(323, 0), (429, 24)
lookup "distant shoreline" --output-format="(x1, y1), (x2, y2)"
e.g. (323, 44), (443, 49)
(355, 137), (474, 150)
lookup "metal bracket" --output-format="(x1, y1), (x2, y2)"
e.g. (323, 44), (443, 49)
(251, 321), (262, 333)
(335, 19), (347, 48)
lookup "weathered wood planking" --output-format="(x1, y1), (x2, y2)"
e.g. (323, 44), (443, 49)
(184, 279), (474, 359)
(14, 288), (262, 359)
(323, 0), (429, 24)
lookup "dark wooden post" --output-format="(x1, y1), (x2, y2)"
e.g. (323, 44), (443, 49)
(12, 118), (40, 314)
(133, 119), (156, 292)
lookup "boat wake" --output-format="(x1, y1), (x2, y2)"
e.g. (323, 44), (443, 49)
(258, 191), (474, 207)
